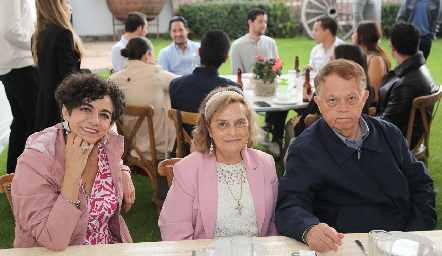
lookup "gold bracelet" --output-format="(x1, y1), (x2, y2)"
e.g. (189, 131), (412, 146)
(66, 198), (80, 208)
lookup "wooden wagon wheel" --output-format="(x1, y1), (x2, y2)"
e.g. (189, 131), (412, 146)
(301, 0), (354, 40)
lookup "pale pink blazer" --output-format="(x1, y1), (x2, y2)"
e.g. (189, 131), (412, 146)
(158, 148), (278, 241)
(12, 123), (132, 250)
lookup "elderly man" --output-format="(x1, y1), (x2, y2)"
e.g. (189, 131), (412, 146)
(157, 16), (200, 75)
(276, 59), (436, 253)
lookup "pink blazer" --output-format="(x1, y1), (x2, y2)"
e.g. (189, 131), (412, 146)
(158, 148), (278, 241)
(12, 123), (132, 250)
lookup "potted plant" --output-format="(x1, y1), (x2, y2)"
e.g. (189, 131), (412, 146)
(251, 56), (283, 96)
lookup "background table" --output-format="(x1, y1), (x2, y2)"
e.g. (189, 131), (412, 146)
(220, 74), (308, 112)
(1, 231), (440, 256)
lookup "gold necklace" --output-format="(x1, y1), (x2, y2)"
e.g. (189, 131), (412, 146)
(218, 162), (244, 215)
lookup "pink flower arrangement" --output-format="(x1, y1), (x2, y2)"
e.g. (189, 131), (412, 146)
(253, 56), (283, 84)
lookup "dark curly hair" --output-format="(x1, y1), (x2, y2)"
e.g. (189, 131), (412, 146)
(55, 73), (126, 122)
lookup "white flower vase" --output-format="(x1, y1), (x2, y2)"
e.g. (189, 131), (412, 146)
(251, 77), (278, 96)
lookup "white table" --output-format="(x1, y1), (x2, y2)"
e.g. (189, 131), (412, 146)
(1, 231), (440, 256)
(221, 75), (309, 112)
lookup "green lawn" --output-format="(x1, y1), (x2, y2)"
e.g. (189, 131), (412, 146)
(0, 36), (441, 248)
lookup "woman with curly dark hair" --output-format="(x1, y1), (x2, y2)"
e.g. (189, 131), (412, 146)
(12, 73), (134, 250)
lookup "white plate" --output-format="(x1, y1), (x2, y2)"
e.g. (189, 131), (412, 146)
(208, 238), (266, 256)
(273, 98), (299, 105)
(379, 231), (438, 256)
(242, 73), (254, 78)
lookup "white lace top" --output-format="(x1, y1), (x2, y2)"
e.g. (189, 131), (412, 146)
(214, 161), (258, 238)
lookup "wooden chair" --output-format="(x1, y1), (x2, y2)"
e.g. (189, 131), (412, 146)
(304, 114), (319, 127)
(158, 158), (181, 189)
(116, 104), (163, 214)
(0, 173), (14, 212)
(168, 109), (198, 157)
(405, 87), (442, 167)
(368, 106), (376, 117)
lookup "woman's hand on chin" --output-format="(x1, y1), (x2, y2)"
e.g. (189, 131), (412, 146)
(65, 133), (95, 178)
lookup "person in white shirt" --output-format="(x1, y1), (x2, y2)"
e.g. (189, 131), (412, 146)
(230, 9), (283, 155)
(230, 9), (279, 74)
(110, 12), (148, 72)
(0, 0), (39, 174)
(308, 17), (345, 72)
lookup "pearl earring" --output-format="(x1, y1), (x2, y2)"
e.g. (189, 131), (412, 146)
(244, 141), (248, 149)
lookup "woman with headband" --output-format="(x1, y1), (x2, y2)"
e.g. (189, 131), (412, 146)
(159, 86), (278, 240)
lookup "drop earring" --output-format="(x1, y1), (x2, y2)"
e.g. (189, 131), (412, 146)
(62, 120), (71, 134)
(244, 141), (248, 149)
(209, 138), (214, 155)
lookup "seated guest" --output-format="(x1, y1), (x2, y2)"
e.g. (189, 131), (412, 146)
(159, 86), (278, 240)
(111, 12), (148, 72)
(157, 16), (200, 75)
(352, 20), (391, 103)
(109, 37), (178, 160)
(377, 23), (439, 149)
(230, 8), (283, 154)
(276, 59), (436, 253)
(12, 73), (134, 250)
(293, 44), (375, 137)
(307, 17), (345, 72)
(170, 29), (241, 135)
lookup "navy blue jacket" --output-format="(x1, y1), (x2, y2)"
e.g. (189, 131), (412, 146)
(276, 115), (436, 242)
(170, 67), (241, 113)
(169, 67), (241, 134)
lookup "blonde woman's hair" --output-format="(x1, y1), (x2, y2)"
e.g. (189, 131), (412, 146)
(191, 86), (261, 154)
(33, 0), (85, 66)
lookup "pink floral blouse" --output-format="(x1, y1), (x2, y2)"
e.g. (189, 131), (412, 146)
(82, 144), (118, 245)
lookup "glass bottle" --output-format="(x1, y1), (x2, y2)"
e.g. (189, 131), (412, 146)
(237, 67), (243, 87)
(303, 68), (312, 102)
(295, 56), (300, 78)
(190, 52), (198, 72)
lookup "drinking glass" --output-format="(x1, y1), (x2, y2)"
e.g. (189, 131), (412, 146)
(368, 230), (393, 256)
(198, 247), (222, 256)
(287, 70), (298, 98)
(231, 236), (254, 256)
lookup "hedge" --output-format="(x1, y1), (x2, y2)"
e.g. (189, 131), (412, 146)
(177, 2), (296, 40)
(178, 2), (440, 40)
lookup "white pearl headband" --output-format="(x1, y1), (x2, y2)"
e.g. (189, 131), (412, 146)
(204, 90), (246, 117)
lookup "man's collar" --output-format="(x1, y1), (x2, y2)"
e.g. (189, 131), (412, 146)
(192, 67), (219, 76)
(172, 40), (189, 48)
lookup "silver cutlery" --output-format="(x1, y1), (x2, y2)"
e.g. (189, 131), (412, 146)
(355, 239), (368, 254)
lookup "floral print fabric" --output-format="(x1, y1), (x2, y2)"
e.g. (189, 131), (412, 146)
(83, 144), (118, 245)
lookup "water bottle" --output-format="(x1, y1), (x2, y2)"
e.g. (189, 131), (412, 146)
(190, 52), (198, 72)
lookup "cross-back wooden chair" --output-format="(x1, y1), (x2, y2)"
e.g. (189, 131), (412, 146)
(168, 109), (198, 157)
(158, 158), (182, 189)
(368, 106), (376, 117)
(304, 114), (319, 127)
(405, 87), (442, 167)
(0, 173), (14, 212)
(116, 104), (163, 214)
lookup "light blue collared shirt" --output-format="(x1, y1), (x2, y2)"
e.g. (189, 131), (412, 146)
(157, 39), (201, 76)
(333, 117), (370, 150)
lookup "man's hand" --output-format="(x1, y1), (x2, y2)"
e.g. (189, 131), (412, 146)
(121, 170), (135, 213)
(305, 223), (345, 252)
